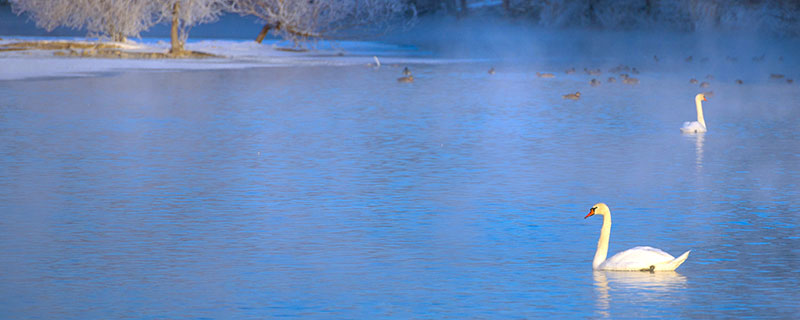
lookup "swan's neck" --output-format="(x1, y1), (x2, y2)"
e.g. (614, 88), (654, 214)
(695, 97), (706, 129)
(593, 213), (611, 269)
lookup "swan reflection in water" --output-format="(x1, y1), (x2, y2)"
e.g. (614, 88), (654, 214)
(682, 132), (705, 170)
(593, 271), (688, 319)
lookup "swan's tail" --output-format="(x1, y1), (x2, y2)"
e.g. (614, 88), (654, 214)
(666, 250), (691, 271)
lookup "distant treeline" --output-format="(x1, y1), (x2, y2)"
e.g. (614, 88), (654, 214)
(413, 0), (800, 36)
(7, 0), (800, 55)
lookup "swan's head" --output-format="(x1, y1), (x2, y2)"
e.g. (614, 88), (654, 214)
(585, 203), (610, 219)
(695, 93), (707, 102)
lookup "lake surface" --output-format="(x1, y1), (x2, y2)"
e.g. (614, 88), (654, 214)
(1, 62), (799, 319)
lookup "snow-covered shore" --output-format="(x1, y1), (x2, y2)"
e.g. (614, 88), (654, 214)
(0, 36), (439, 81)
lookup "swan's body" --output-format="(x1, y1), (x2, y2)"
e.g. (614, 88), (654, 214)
(586, 203), (690, 271)
(681, 93), (707, 133)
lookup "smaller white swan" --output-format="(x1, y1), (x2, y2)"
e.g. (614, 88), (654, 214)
(585, 203), (690, 271)
(681, 93), (708, 133)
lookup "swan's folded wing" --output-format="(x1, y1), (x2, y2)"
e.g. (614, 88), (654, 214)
(681, 121), (706, 133)
(600, 246), (676, 270)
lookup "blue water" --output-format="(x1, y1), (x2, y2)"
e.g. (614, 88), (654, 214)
(1, 63), (799, 319)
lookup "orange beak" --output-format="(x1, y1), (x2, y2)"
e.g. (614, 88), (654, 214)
(703, 96), (707, 101)
(584, 207), (595, 219)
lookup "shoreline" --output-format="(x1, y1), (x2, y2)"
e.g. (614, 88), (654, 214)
(1, 40), (220, 59)
(0, 36), (438, 81)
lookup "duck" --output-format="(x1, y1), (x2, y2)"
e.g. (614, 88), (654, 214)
(585, 203), (691, 271)
(590, 79), (601, 87)
(397, 75), (414, 83)
(584, 68), (602, 76)
(402, 67), (411, 76)
(563, 92), (581, 100)
(623, 77), (639, 85)
(680, 93), (708, 133)
(699, 81), (710, 88)
(770, 73), (785, 79)
(537, 72), (555, 78)
(689, 78), (698, 84)
(735, 79), (743, 84)
(607, 77), (616, 83)
(565, 67), (576, 74)
(488, 67), (495, 75)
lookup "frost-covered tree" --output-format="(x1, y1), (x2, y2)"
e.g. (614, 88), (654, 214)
(85, 0), (157, 41)
(10, 0), (156, 41)
(232, 0), (415, 45)
(11, 0), (231, 53)
(154, 0), (231, 55)
(10, 0), (75, 32)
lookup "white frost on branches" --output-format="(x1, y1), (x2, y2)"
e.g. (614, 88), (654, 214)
(10, 0), (156, 41)
(153, 0), (231, 44)
(232, 0), (415, 44)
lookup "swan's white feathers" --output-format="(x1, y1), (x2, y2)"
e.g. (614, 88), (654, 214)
(588, 203), (691, 271)
(681, 93), (708, 132)
(681, 121), (706, 133)
(598, 246), (675, 270)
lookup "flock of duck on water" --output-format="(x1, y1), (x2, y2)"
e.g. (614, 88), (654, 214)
(386, 55), (793, 272)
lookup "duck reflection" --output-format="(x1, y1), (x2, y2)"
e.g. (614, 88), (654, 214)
(593, 271), (687, 318)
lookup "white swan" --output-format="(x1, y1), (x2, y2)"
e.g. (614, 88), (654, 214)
(585, 203), (691, 271)
(680, 93), (708, 133)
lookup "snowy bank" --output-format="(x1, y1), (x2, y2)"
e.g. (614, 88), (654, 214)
(0, 36), (440, 81)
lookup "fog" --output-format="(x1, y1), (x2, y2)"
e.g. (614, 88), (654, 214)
(372, 14), (797, 125)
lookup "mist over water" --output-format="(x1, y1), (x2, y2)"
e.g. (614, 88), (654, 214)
(2, 6), (800, 319)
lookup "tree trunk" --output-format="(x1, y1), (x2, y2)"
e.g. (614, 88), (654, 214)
(169, 1), (184, 55)
(444, 0), (456, 13)
(503, 0), (510, 13)
(113, 33), (126, 43)
(459, 0), (468, 17)
(588, 0), (598, 25)
(255, 23), (271, 44)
